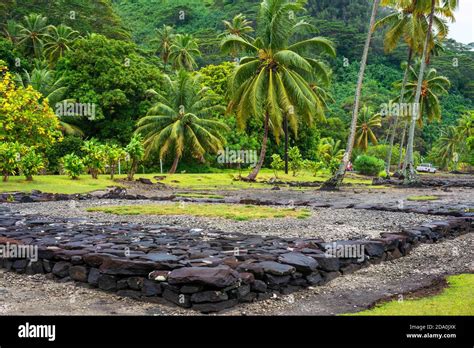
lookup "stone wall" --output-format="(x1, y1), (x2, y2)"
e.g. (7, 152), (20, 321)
(0, 206), (472, 313)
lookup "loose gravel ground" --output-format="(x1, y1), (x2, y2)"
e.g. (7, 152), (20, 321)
(9, 199), (437, 241)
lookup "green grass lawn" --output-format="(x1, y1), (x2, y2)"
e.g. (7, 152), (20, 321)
(347, 274), (474, 316)
(0, 170), (376, 194)
(407, 195), (439, 201)
(0, 175), (122, 194)
(87, 202), (312, 221)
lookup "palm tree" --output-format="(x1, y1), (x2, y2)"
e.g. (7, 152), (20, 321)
(3, 20), (19, 44)
(375, 0), (449, 176)
(221, 0), (336, 181)
(401, 63), (450, 126)
(15, 68), (82, 135)
(17, 13), (50, 58)
(433, 125), (459, 170)
(220, 14), (254, 57)
(136, 70), (228, 173)
(169, 34), (201, 71)
(404, 0), (457, 183)
(318, 137), (344, 164)
(322, 0), (381, 189)
(354, 106), (382, 152)
(152, 25), (175, 71)
(43, 24), (80, 63)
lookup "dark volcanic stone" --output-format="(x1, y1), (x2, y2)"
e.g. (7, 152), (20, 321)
(52, 261), (70, 277)
(142, 252), (178, 263)
(87, 268), (100, 286)
(251, 280), (267, 293)
(312, 254), (340, 272)
(12, 259), (28, 272)
(236, 262), (264, 278)
(192, 299), (238, 313)
(168, 266), (239, 288)
(321, 271), (340, 283)
(99, 258), (157, 276)
(191, 290), (228, 303)
(25, 261), (44, 275)
(278, 252), (318, 273)
(180, 285), (204, 294)
(257, 261), (295, 276)
(83, 253), (111, 267)
(117, 290), (142, 299)
(142, 279), (162, 296)
(361, 241), (385, 258)
(98, 274), (117, 291)
(162, 289), (191, 308)
(264, 274), (291, 286)
(127, 276), (145, 290)
(69, 265), (89, 282)
(148, 270), (170, 282)
(306, 272), (323, 285)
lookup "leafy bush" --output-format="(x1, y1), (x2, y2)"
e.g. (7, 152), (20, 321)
(125, 134), (145, 181)
(20, 149), (45, 181)
(303, 160), (324, 177)
(103, 144), (126, 179)
(45, 136), (84, 174)
(288, 146), (303, 177)
(62, 154), (84, 179)
(82, 139), (105, 179)
(270, 154), (284, 178)
(0, 142), (23, 182)
(354, 155), (385, 176)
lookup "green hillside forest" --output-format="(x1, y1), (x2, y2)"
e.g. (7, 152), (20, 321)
(0, 0), (472, 182)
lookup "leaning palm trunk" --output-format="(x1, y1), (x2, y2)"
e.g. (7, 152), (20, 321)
(385, 48), (413, 177)
(403, 0), (436, 183)
(169, 156), (180, 174)
(321, 0), (381, 190)
(247, 112), (270, 181)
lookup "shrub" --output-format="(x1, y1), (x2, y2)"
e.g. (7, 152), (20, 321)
(62, 154), (84, 179)
(354, 155), (385, 176)
(270, 154), (284, 178)
(125, 134), (145, 181)
(0, 142), (23, 182)
(20, 149), (45, 181)
(288, 146), (303, 177)
(82, 139), (105, 179)
(103, 144), (126, 179)
(45, 136), (84, 174)
(303, 160), (324, 177)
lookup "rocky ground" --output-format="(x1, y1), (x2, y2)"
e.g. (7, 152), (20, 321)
(0, 181), (473, 315)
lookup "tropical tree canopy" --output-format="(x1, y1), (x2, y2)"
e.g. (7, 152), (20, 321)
(136, 70), (229, 173)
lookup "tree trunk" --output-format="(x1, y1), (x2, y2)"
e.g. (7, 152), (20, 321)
(169, 155), (180, 174)
(128, 159), (138, 181)
(404, 0), (435, 184)
(397, 121), (408, 171)
(3, 172), (8, 182)
(284, 114), (289, 175)
(26, 175), (33, 181)
(247, 112), (270, 181)
(385, 48), (413, 177)
(321, 0), (381, 190)
(110, 165), (115, 180)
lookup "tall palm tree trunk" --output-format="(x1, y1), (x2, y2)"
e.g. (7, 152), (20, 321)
(321, 0), (381, 190)
(169, 155), (180, 174)
(284, 114), (289, 174)
(385, 48), (413, 177)
(247, 112), (270, 181)
(397, 121), (408, 170)
(404, 0), (435, 184)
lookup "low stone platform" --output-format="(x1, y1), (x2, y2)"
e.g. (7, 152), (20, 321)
(0, 206), (472, 313)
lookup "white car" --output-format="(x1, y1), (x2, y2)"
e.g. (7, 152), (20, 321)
(416, 163), (437, 173)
